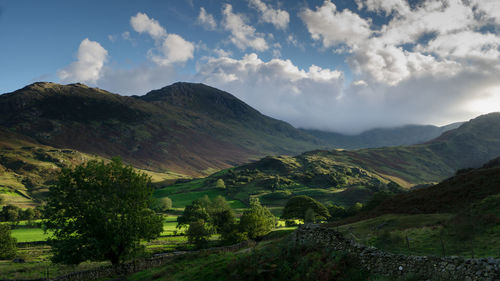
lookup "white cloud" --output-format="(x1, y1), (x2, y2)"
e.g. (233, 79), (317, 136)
(419, 31), (500, 62)
(196, 53), (343, 128)
(58, 38), (108, 84)
(248, 0), (290, 30)
(130, 12), (194, 65)
(222, 4), (268, 51)
(130, 12), (167, 39)
(300, 0), (372, 47)
(355, 0), (410, 16)
(377, 0), (477, 46)
(471, 0), (500, 25)
(150, 34), (194, 65)
(197, 7), (217, 30)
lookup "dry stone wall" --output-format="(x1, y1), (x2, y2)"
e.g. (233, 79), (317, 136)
(294, 224), (500, 281)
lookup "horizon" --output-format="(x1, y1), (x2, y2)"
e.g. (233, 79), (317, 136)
(1, 0), (500, 133)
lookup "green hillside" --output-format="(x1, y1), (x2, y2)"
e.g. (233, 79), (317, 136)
(156, 113), (500, 212)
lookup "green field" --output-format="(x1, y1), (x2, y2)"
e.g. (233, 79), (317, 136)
(11, 228), (51, 243)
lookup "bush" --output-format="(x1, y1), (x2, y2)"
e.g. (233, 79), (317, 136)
(152, 197), (172, 212)
(215, 179), (226, 189)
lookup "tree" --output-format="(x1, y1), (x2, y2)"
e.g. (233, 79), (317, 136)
(177, 195), (235, 245)
(0, 224), (16, 259)
(215, 179), (226, 189)
(177, 198), (211, 229)
(281, 196), (330, 222)
(186, 219), (213, 247)
(1, 205), (20, 223)
(0, 195), (4, 206)
(239, 198), (275, 239)
(43, 158), (163, 265)
(21, 208), (36, 225)
(152, 197), (172, 212)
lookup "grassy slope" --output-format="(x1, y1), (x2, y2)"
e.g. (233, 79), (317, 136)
(153, 113), (500, 213)
(332, 159), (500, 259)
(0, 128), (187, 206)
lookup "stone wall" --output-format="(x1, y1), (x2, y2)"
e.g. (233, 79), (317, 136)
(294, 224), (500, 281)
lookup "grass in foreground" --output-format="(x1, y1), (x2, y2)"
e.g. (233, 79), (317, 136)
(127, 235), (425, 281)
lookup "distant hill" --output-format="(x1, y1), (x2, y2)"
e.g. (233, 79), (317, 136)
(302, 122), (463, 149)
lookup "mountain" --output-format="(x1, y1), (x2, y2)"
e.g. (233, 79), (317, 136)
(0, 82), (324, 178)
(2, 81), (499, 208)
(302, 122), (463, 149)
(156, 113), (500, 210)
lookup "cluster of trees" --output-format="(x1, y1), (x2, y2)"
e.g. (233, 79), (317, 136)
(0, 205), (42, 224)
(178, 196), (275, 247)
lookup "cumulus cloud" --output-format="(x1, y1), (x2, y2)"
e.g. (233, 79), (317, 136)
(58, 38), (108, 84)
(150, 34), (194, 65)
(222, 4), (268, 51)
(197, 7), (217, 30)
(248, 0), (289, 30)
(300, 0), (372, 47)
(130, 12), (167, 39)
(130, 12), (194, 65)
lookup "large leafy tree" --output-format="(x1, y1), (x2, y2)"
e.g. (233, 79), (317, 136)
(43, 158), (163, 265)
(281, 196), (330, 222)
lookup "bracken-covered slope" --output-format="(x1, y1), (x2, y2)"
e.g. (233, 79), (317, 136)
(369, 157), (500, 215)
(0, 82), (324, 177)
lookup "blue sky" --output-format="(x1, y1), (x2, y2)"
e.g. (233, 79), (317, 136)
(1, 0), (500, 133)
